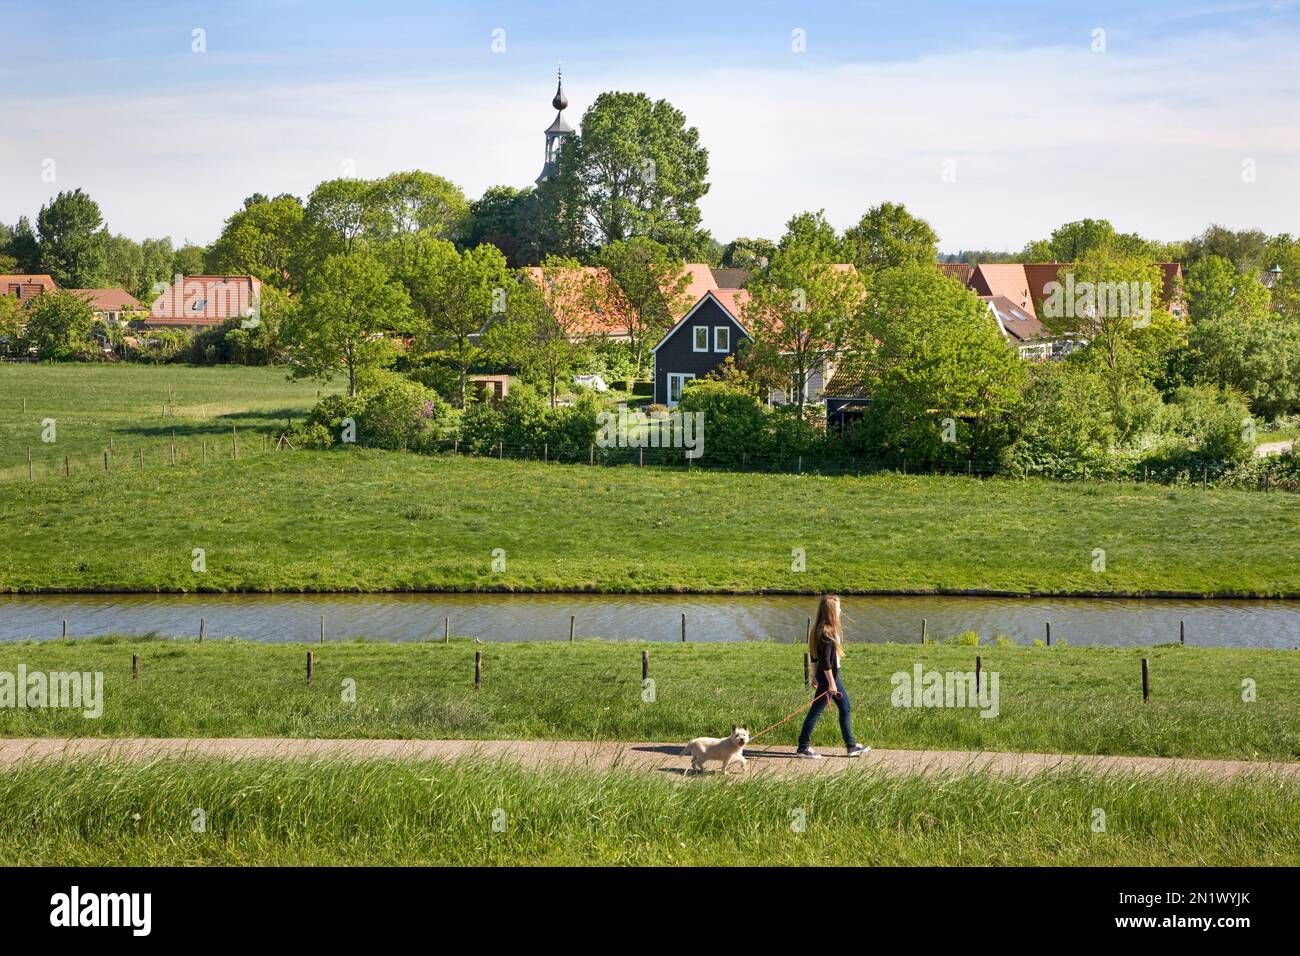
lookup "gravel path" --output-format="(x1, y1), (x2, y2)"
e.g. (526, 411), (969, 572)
(1, 737), (1297, 779)
(1255, 438), (1296, 457)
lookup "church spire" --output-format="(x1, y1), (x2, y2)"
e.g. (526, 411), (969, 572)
(537, 63), (573, 186)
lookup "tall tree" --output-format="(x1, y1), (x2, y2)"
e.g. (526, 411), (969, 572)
(483, 258), (594, 407)
(854, 263), (1026, 462)
(595, 237), (689, 373)
(1039, 246), (1166, 373)
(401, 237), (510, 406)
(841, 202), (938, 277)
(370, 170), (468, 264)
(552, 91), (710, 257)
(36, 189), (107, 287)
(743, 241), (864, 413)
(207, 194), (305, 288)
(720, 237), (776, 270)
(285, 252), (412, 397)
(22, 289), (96, 359)
(1024, 219), (1151, 262)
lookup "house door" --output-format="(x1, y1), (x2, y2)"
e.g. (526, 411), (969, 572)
(666, 373), (695, 406)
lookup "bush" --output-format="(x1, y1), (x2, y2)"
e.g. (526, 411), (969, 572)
(459, 399), (505, 455)
(303, 371), (439, 451)
(1165, 385), (1253, 463)
(677, 378), (770, 465)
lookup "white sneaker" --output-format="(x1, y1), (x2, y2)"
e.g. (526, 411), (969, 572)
(795, 748), (822, 759)
(846, 744), (871, 758)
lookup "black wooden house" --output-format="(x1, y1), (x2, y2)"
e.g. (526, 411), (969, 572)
(650, 291), (751, 406)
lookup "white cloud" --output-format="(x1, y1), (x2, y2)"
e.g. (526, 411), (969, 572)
(2, 24), (1296, 251)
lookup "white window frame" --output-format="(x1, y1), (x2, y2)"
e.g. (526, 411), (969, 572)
(714, 325), (730, 352)
(692, 326), (709, 352)
(666, 372), (695, 405)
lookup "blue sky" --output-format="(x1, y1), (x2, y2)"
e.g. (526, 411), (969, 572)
(3, 0), (1298, 251)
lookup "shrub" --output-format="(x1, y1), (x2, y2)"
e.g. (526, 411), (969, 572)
(1165, 385), (1253, 463)
(677, 379), (769, 465)
(458, 400), (505, 455)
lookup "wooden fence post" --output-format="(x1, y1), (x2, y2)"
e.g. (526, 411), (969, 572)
(569, 615), (575, 642)
(589, 444), (594, 465)
(544, 442), (548, 462)
(475, 651), (482, 688)
(680, 613), (686, 643)
(639, 447), (644, 467)
(199, 618), (205, 642)
(975, 655), (982, 694)
(444, 616), (450, 642)
(63, 456), (69, 476)
(1141, 658), (1150, 702)
(307, 650), (314, 682)
(803, 652), (810, 686)
(319, 615), (325, 643)
(807, 616), (813, 646)
(1046, 622), (1051, 647)
(27, 448), (32, 482)
(104, 450), (109, 470)
(642, 650), (649, 682)
(1179, 621), (1184, 646)
(132, 654), (140, 680)
(62, 619), (68, 640)
(921, 618), (927, 643)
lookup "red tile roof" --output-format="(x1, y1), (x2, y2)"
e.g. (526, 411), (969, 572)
(521, 266), (635, 336)
(1, 274), (57, 303)
(69, 288), (142, 312)
(147, 275), (261, 327)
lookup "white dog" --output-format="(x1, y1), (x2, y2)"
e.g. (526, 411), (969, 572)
(682, 726), (750, 774)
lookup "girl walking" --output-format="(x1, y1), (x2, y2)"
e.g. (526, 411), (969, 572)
(796, 595), (870, 759)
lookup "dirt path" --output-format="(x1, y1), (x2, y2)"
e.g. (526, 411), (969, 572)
(1, 737), (1296, 779)
(1255, 438), (1296, 457)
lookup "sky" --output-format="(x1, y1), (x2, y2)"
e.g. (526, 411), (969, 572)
(2, 0), (1298, 253)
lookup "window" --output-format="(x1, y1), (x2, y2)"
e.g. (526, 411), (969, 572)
(693, 326), (708, 351)
(667, 372), (695, 405)
(714, 326), (730, 352)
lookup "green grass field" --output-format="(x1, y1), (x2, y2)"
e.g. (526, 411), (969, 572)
(2, 640), (1296, 759)
(2, 756), (1295, 865)
(1, 448), (1297, 595)
(0, 363), (337, 478)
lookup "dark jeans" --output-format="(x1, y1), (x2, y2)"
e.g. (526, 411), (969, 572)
(797, 673), (857, 751)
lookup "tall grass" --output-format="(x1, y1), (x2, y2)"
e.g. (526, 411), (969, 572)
(1, 640), (1297, 760)
(2, 756), (1296, 865)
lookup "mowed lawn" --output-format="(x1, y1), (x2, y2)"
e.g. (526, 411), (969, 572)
(2, 640), (1296, 760)
(0, 363), (337, 477)
(0, 448), (1297, 595)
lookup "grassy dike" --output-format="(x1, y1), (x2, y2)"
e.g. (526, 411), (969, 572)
(2, 639), (1297, 759)
(3, 756), (1297, 866)
(2, 449), (1299, 595)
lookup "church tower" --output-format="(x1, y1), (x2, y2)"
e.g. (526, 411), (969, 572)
(536, 66), (573, 185)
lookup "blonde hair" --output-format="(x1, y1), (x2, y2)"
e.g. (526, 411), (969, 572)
(808, 595), (844, 660)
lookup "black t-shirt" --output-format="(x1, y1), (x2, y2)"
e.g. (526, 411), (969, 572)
(815, 634), (841, 676)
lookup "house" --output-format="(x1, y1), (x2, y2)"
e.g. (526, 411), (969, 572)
(944, 260), (1186, 359)
(821, 357), (877, 430)
(519, 266), (634, 340)
(650, 290), (751, 405)
(468, 374), (509, 403)
(1, 274), (58, 304)
(69, 288), (142, 325)
(145, 275), (261, 329)
(982, 294), (1068, 361)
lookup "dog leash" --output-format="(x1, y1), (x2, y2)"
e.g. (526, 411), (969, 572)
(747, 689), (831, 743)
